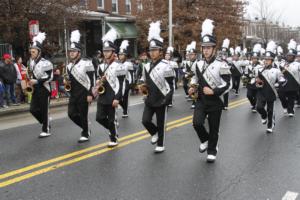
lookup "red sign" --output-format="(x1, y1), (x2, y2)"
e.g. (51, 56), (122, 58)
(29, 20), (39, 40)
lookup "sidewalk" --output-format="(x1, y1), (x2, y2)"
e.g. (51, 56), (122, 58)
(0, 98), (70, 117)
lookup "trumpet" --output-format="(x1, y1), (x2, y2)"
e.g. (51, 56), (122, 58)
(63, 73), (71, 92)
(190, 84), (198, 100)
(26, 67), (34, 93)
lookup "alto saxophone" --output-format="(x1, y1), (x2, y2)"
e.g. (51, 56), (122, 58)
(96, 75), (106, 95)
(63, 73), (71, 92)
(137, 80), (148, 96)
(190, 84), (198, 100)
(26, 67), (34, 93)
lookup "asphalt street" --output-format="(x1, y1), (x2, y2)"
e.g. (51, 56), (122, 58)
(0, 88), (300, 200)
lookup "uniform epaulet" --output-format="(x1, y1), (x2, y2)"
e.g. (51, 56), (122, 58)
(161, 59), (168, 64)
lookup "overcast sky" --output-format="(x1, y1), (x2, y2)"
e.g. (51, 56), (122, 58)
(246, 0), (300, 27)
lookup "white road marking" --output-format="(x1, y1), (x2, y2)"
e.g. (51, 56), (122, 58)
(282, 191), (298, 200)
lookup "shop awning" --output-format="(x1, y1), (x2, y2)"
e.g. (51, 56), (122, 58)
(107, 22), (138, 39)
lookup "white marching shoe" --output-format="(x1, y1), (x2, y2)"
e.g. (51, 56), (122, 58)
(266, 128), (273, 133)
(78, 130), (91, 143)
(39, 132), (51, 138)
(288, 113), (294, 117)
(261, 118), (267, 125)
(199, 141), (208, 153)
(151, 134), (158, 144)
(154, 146), (165, 153)
(108, 134), (119, 147)
(206, 155), (216, 163)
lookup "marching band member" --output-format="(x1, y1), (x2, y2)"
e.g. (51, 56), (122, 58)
(66, 30), (95, 143)
(230, 46), (243, 95)
(189, 19), (231, 162)
(140, 21), (172, 153)
(28, 32), (54, 138)
(278, 39), (300, 117)
(118, 40), (133, 118)
(187, 41), (198, 109)
(275, 46), (285, 69)
(220, 38), (231, 110)
(295, 45), (300, 107)
(164, 46), (177, 107)
(244, 44), (263, 113)
(256, 41), (285, 133)
(182, 44), (192, 99)
(96, 28), (123, 147)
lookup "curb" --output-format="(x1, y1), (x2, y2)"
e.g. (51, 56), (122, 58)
(0, 99), (69, 117)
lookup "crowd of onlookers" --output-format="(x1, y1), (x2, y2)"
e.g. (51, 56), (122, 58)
(0, 50), (184, 110)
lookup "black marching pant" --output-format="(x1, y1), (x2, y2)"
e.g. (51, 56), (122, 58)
(223, 92), (229, 108)
(30, 86), (50, 133)
(279, 90), (297, 114)
(142, 105), (167, 147)
(256, 99), (275, 129)
(68, 98), (89, 137)
(193, 101), (222, 155)
(296, 89), (300, 106)
(120, 83), (130, 115)
(96, 103), (117, 142)
(183, 78), (189, 96)
(232, 76), (241, 93)
(247, 88), (257, 107)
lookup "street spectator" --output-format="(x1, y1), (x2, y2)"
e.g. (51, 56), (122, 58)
(1, 54), (18, 106)
(14, 56), (26, 103)
(0, 61), (5, 108)
(53, 68), (69, 98)
(92, 50), (103, 72)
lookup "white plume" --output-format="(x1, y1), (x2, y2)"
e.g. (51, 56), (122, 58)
(243, 48), (247, 55)
(260, 48), (266, 55)
(230, 47), (234, 55)
(235, 46), (241, 55)
(288, 39), (297, 50)
(201, 19), (214, 37)
(277, 46), (283, 54)
(297, 45), (300, 52)
(253, 44), (262, 53)
(190, 41), (196, 50)
(70, 30), (80, 43)
(102, 28), (118, 43)
(266, 40), (277, 53)
(147, 21), (163, 42)
(222, 38), (230, 49)
(33, 32), (46, 45)
(167, 46), (174, 53)
(186, 44), (191, 52)
(120, 40), (129, 50)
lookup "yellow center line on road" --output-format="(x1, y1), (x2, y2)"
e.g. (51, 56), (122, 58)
(0, 98), (248, 187)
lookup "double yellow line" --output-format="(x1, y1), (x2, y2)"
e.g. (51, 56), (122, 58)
(0, 98), (248, 188)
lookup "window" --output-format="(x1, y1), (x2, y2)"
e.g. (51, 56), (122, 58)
(97, 0), (104, 9)
(137, 0), (143, 12)
(126, 0), (131, 14)
(112, 0), (118, 13)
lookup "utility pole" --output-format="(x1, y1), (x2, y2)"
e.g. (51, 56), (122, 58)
(168, 0), (173, 47)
